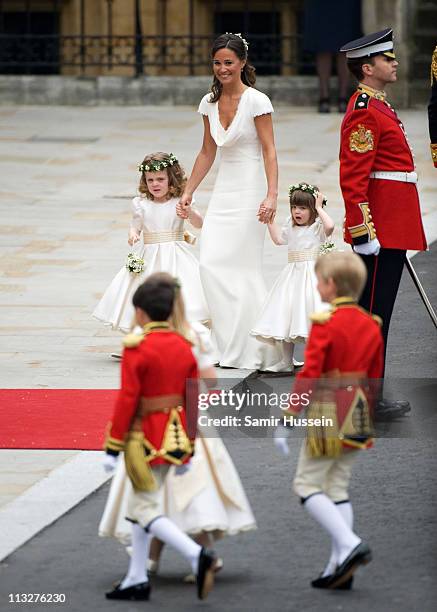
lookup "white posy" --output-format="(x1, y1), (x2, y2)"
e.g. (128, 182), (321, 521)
(353, 237), (381, 256)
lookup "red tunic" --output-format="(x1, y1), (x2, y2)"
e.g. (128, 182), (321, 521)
(105, 327), (199, 465)
(287, 298), (384, 452)
(340, 88), (427, 250)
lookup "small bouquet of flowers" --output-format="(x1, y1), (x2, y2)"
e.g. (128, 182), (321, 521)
(125, 252), (145, 274)
(319, 240), (337, 255)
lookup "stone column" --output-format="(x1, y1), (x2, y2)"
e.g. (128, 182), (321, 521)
(361, 0), (418, 107)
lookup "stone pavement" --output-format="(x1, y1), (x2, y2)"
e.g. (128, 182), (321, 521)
(0, 105), (436, 561)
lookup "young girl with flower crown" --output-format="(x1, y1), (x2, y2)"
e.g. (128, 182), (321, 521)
(251, 183), (335, 370)
(93, 152), (209, 332)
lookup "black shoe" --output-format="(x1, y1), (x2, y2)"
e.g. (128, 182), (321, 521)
(196, 547), (217, 600)
(105, 581), (150, 601)
(329, 543), (372, 589)
(374, 399), (411, 422)
(311, 574), (353, 589)
(318, 98), (330, 113)
(338, 98), (348, 113)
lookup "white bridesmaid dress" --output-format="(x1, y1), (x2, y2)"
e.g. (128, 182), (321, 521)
(198, 87), (283, 370)
(92, 196), (208, 330)
(251, 217), (328, 343)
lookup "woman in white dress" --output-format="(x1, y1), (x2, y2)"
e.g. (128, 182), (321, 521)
(93, 152), (208, 331)
(177, 33), (283, 370)
(99, 273), (256, 578)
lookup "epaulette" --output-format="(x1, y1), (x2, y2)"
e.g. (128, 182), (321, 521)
(431, 45), (437, 85)
(310, 310), (333, 324)
(123, 332), (145, 348)
(354, 92), (370, 110)
(371, 314), (383, 327)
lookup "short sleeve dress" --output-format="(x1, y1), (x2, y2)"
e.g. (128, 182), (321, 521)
(92, 196), (208, 330)
(197, 87), (283, 370)
(251, 218), (328, 343)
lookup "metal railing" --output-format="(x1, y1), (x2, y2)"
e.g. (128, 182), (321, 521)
(0, 33), (312, 76)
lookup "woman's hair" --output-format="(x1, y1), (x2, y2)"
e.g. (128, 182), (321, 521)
(132, 273), (178, 321)
(209, 33), (256, 103)
(347, 56), (376, 82)
(315, 252), (367, 301)
(138, 152), (186, 200)
(289, 187), (318, 226)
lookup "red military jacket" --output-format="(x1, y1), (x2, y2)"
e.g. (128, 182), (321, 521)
(105, 322), (199, 466)
(340, 85), (427, 251)
(287, 298), (384, 453)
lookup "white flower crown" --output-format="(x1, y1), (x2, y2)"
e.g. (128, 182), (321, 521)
(225, 32), (249, 52)
(138, 153), (178, 173)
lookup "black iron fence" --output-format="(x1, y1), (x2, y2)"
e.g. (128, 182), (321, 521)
(0, 33), (312, 76)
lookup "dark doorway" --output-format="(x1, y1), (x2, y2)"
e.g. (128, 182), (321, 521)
(0, 11), (60, 74)
(214, 11), (281, 75)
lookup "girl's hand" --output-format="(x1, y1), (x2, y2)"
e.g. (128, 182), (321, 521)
(128, 230), (140, 246)
(315, 191), (325, 211)
(177, 193), (192, 219)
(257, 196), (277, 224)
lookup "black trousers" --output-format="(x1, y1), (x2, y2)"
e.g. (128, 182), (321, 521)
(357, 248), (406, 375)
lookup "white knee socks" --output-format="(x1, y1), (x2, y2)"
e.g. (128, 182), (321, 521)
(120, 523), (150, 589)
(147, 516), (201, 574)
(304, 494), (360, 567)
(322, 501), (354, 576)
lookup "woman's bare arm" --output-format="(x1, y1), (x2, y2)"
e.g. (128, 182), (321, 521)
(255, 113), (278, 224)
(177, 117), (217, 217)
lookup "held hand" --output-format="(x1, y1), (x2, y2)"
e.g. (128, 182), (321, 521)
(315, 191), (326, 211)
(273, 424), (291, 457)
(177, 193), (192, 219)
(353, 237), (381, 256)
(175, 460), (191, 476)
(128, 231), (140, 246)
(103, 453), (118, 473)
(257, 196), (277, 224)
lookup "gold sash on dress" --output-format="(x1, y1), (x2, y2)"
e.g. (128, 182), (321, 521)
(288, 247), (320, 263)
(143, 230), (196, 245)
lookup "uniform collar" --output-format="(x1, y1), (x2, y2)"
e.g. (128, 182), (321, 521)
(143, 321), (171, 334)
(331, 297), (357, 308)
(357, 83), (387, 101)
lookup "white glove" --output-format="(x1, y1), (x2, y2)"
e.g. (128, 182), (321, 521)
(273, 425), (291, 457)
(175, 460), (191, 476)
(103, 453), (118, 473)
(353, 237), (381, 256)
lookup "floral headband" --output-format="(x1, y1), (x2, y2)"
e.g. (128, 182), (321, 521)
(288, 182), (327, 206)
(138, 153), (178, 173)
(225, 32), (249, 52)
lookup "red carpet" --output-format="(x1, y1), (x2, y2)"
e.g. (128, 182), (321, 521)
(0, 389), (118, 450)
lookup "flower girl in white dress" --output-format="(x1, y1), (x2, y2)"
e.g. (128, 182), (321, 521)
(93, 152), (208, 331)
(251, 184), (334, 370)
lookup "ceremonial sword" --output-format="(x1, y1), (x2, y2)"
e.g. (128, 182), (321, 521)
(405, 257), (437, 330)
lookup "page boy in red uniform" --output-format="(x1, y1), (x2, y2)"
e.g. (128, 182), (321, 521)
(275, 251), (384, 589)
(103, 275), (216, 601)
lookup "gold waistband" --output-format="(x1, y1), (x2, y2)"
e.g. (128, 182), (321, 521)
(288, 248), (319, 263)
(143, 230), (185, 244)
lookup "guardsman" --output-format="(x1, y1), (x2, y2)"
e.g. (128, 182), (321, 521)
(429, 44), (437, 167)
(274, 252), (384, 590)
(103, 275), (217, 601)
(338, 28), (427, 416)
